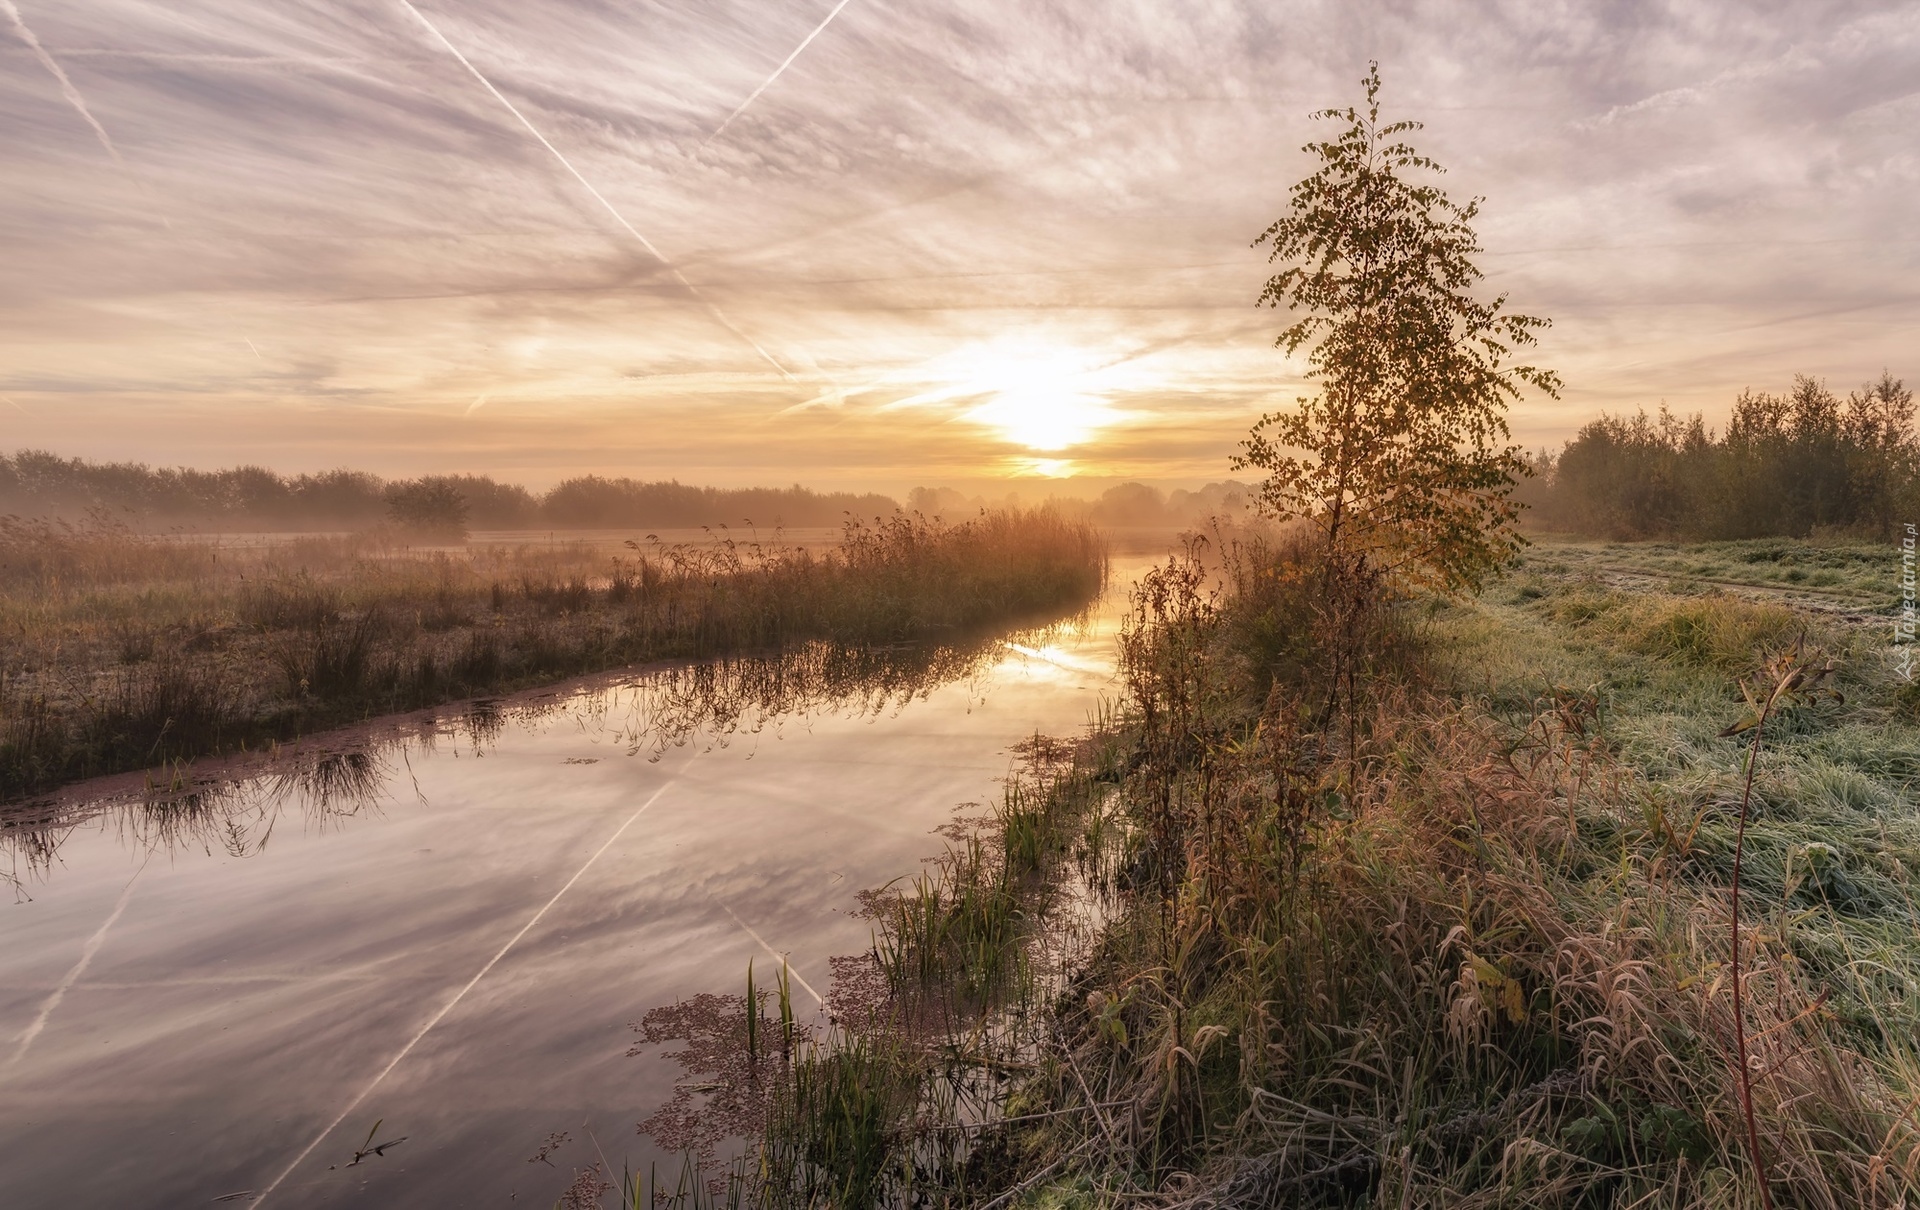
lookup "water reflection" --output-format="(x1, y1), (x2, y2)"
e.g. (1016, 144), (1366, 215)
(1, 619), (1085, 894)
(600, 636), (1004, 760)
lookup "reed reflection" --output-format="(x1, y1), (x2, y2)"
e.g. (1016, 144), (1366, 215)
(1, 614), (1092, 892)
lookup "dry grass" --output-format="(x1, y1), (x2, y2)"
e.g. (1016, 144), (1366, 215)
(984, 543), (1920, 1208)
(1530, 582), (1808, 673)
(691, 534), (1919, 1209)
(0, 510), (1106, 800)
(1523, 538), (1897, 611)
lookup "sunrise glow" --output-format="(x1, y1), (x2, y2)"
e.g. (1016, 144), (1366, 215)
(0, 1), (1908, 500)
(943, 343), (1127, 451)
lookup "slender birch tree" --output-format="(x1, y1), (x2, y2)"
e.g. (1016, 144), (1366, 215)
(1236, 64), (1559, 717)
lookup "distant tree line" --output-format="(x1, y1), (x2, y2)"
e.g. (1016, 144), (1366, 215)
(1521, 372), (1917, 539)
(0, 450), (898, 533)
(909, 480), (1257, 529)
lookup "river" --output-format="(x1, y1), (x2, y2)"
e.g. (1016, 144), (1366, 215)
(0, 551), (1162, 1207)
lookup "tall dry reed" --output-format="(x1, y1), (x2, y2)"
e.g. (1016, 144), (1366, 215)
(0, 510), (1106, 799)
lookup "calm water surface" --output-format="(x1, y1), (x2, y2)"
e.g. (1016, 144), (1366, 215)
(1, 553), (1160, 1207)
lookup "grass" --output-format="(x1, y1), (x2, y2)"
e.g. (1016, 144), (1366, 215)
(645, 530), (1919, 1208)
(0, 510), (1107, 801)
(1521, 536), (1900, 613)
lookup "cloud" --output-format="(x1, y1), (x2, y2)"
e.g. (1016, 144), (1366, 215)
(0, 0), (1915, 485)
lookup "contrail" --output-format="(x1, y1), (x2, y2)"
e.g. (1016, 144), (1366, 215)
(463, 392), (489, 417)
(702, 0), (858, 148)
(3, 0), (173, 231)
(717, 900), (825, 1006)
(1, 395), (25, 415)
(2, 0), (124, 166)
(249, 769), (687, 1207)
(397, 0), (795, 383)
(779, 359), (930, 415)
(8, 861), (145, 1068)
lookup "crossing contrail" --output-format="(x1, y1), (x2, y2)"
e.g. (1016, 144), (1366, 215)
(717, 900), (824, 1006)
(397, 0), (796, 383)
(702, 0), (857, 148)
(249, 768), (689, 1207)
(3, 0), (125, 166)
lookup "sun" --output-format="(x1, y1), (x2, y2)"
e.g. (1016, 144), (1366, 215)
(949, 344), (1122, 451)
(963, 384), (1115, 451)
(877, 338), (1129, 454)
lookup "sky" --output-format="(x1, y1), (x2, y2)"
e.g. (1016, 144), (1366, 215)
(2, 0), (1916, 494)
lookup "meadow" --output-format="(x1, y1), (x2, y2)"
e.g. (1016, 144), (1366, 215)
(0, 510), (1107, 801)
(1525, 538), (1893, 617)
(630, 531), (1920, 1209)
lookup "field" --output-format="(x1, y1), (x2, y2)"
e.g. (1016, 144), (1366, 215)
(0, 511), (1107, 801)
(672, 533), (1920, 1208)
(1524, 537), (1895, 618)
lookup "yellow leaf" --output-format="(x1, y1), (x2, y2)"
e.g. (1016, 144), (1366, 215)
(1718, 712), (1760, 737)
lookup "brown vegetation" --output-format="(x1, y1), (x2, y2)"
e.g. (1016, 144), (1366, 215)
(625, 67), (1920, 1210)
(0, 509), (1106, 800)
(696, 532), (1918, 1208)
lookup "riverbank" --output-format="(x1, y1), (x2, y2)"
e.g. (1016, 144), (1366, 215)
(0, 510), (1106, 800)
(703, 533), (1920, 1207)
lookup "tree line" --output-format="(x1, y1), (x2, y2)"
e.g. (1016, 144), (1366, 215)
(0, 450), (897, 533)
(1521, 372), (1916, 539)
(909, 480), (1258, 530)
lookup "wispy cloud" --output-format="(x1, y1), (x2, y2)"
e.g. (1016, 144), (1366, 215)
(0, 0), (1914, 486)
(397, 0), (795, 383)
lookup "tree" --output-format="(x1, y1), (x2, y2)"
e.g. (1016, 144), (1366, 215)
(1235, 64), (1558, 716)
(1846, 371), (1917, 533)
(385, 477), (470, 539)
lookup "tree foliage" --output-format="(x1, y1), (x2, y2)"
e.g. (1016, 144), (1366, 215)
(1530, 372), (1917, 539)
(1235, 64), (1559, 597)
(0, 451), (896, 532)
(384, 477), (470, 538)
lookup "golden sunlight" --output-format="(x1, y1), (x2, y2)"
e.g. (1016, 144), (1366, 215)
(1010, 456), (1079, 478)
(955, 347), (1120, 450)
(880, 337), (1131, 453)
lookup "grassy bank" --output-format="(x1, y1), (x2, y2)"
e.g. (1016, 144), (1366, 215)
(0, 510), (1106, 801)
(645, 531), (1918, 1208)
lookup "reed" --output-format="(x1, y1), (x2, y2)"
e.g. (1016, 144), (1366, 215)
(0, 509), (1106, 799)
